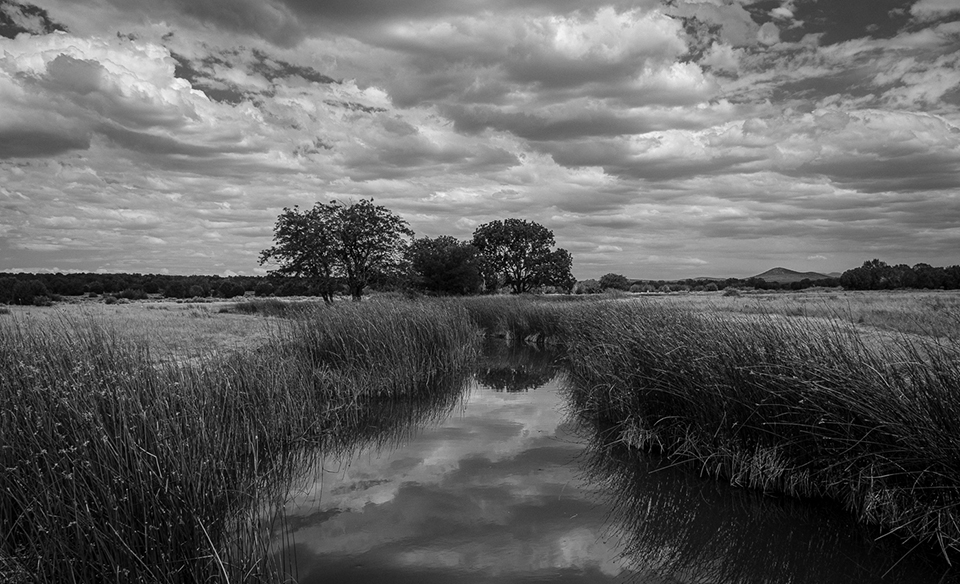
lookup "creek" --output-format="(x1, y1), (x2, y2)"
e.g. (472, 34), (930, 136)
(271, 342), (951, 583)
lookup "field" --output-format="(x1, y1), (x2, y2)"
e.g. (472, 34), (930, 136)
(3, 289), (960, 581)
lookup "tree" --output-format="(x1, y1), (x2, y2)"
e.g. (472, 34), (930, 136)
(471, 219), (574, 294)
(259, 203), (341, 302)
(407, 236), (483, 295)
(336, 199), (414, 300)
(260, 199), (413, 302)
(599, 273), (629, 291)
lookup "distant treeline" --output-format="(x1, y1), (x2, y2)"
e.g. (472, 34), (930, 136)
(577, 273), (840, 294)
(0, 272), (323, 306)
(839, 260), (960, 291)
(2, 258), (957, 306)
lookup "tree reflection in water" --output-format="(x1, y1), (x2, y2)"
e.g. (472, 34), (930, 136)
(474, 339), (560, 392)
(577, 424), (955, 584)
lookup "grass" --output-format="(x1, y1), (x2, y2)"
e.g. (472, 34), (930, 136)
(6, 291), (960, 580)
(653, 288), (960, 339)
(0, 301), (479, 583)
(559, 299), (960, 561)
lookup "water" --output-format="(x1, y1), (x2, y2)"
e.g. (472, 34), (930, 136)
(272, 343), (953, 583)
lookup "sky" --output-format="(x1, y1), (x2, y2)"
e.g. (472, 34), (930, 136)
(1, 0), (958, 279)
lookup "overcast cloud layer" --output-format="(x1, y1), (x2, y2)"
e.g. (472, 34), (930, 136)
(1, 0), (958, 278)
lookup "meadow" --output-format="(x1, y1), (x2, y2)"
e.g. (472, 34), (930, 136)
(2, 289), (960, 581)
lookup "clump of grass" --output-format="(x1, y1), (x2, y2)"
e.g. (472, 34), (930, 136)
(220, 298), (317, 317)
(561, 300), (960, 560)
(0, 300), (479, 582)
(448, 296), (576, 342)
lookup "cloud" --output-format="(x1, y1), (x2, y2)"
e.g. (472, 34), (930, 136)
(911, 0), (960, 20)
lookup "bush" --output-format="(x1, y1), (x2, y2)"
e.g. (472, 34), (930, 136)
(119, 288), (146, 301)
(103, 296), (118, 304)
(574, 279), (602, 294)
(163, 282), (187, 299)
(254, 282), (275, 297)
(276, 280), (309, 297)
(11, 280), (49, 306)
(218, 281), (246, 299)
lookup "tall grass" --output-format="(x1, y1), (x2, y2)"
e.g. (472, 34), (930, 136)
(0, 302), (479, 583)
(448, 295), (582, 342)
(560, 300), (960, 560)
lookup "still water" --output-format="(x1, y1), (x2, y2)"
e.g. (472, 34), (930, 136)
(273, 343), (952, 583)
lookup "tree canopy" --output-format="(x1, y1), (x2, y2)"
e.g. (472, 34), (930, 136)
(407, 236), (483, 295)
(259, 199), (412, 301)
(471, 218), (575, 294)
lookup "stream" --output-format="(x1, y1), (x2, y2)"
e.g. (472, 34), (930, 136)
(271, 342), (952, 583)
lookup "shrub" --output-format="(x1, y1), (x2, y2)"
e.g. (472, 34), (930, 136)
(119, 288), (146, 301)
(217, 281), (246, 299)
(11, 280), (49, 306)
(276, 280), (309, 297)
(254, 282), (275, 297)
(163, 281), (187, 299)
(103, 296), (118, 305)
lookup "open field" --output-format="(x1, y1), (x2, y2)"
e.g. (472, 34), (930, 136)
(647, 288), (960, 339)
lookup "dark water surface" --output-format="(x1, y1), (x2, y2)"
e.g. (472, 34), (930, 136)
(273, 344), (952, 583)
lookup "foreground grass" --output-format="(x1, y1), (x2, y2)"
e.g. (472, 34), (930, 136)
(0, 302), (478, 583)
(559, 300), (960, 561)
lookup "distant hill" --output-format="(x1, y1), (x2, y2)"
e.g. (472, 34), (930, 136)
(751, 267), (833, 284)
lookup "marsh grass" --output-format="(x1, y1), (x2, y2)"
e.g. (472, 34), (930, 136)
(560, 300), (960, 560)
(449, 295), (582, 342)
(0, 301), (479, 583)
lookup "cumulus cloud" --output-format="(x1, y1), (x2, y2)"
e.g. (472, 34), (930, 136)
(2, 0), (959, 278)
(911, 0), (960, 21)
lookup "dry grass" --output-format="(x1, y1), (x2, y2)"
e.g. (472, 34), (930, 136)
(648, 288), (960, 339)
(4, 301), (280, 365)
(0, 300), (479, 583)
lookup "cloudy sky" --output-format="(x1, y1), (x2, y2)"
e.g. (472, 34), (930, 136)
(1, 0), (958, 279)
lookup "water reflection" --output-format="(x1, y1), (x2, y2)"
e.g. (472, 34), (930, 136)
(272, 342), (956, 584)
(577, 421), (955, 584)
(474, 339), (560, 392)
(273, 344), (634, 582)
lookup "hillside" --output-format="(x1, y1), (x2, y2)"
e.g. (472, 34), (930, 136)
(752, 267), (833, 284)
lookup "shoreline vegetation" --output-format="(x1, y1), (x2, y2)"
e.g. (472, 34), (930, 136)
(0, 301), (478, 583)
(3, 290), (960, 581)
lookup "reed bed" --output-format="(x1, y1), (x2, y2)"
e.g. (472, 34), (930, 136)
(559, 300), (960, 560)
(0, 302), (479, 583)
(448, 295), (583, 342)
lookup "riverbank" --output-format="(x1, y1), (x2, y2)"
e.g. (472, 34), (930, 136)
(555, 296), (960, 562)
(0, 300), (478, 583)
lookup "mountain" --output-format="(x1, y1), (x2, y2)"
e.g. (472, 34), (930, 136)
(751, 267), (833, 284)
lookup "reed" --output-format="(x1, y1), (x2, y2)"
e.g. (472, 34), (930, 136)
(0, 301), (479, 583)
(448, 295), (579, 342)
(560, 300), (960, 559)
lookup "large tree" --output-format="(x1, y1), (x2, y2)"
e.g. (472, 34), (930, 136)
(407, 236), (483, 295)
(471, 218), (574, 294)
(260, 199), (413, 301)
